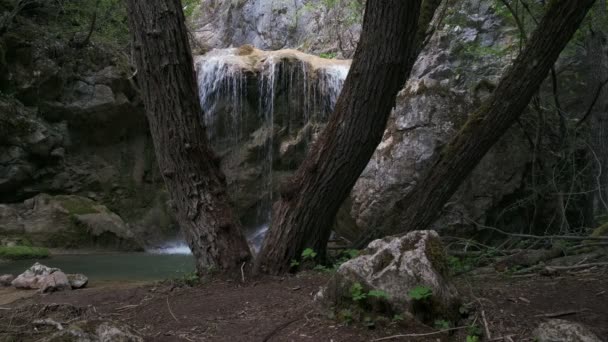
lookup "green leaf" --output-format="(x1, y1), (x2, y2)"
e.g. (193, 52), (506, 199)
(408, 285), (433, 300)
(367, 290), (389, 299)
(350, 282), (367, 301)
(301, 248), (317, 260)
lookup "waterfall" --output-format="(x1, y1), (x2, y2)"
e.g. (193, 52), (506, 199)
(194, 49), (350, 252)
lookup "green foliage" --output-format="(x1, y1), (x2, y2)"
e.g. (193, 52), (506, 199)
(392, 314), (404, 322)
(290, 259), (300, 268)
(301, 248), (317, 260)
(338, 309), (353, 324)
(408, 285), (433, 300)
(434, 319), (451, 329)
(59, 197), (99, 215)
(181, 271), (200, 286)
(58, 0), (130, 49)
(0, 246), (50, 260)
(319, 52), (337, 59)
(182, 0), (199, 18)
(313, 264), (329, 272)
(350, 282), (367, 301)
(367, 290), (389, 300)
(467, 324), (483, 340)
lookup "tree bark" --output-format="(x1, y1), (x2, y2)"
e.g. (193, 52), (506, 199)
(124, 0), (251, 274)
(359, 0), (596, 244)
(256, 0), (423, 274)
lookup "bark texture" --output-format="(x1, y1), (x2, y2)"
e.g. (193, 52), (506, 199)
(360, 0), (596, 243)
(124, 0), (251, 274)
(256, 0), (423, 274)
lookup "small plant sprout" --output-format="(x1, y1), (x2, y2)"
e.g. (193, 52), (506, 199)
(350, 282), (367, 301)
(408, 285), (433, 300)
(301, 248), (317, 260)
(367, 290), (389, 300)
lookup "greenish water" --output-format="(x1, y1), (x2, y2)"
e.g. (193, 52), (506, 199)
(0, 253), (195, 282)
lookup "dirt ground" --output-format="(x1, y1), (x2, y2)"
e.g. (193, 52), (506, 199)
(1, 270), (607, 341)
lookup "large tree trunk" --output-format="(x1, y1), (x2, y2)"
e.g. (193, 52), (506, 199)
(256, 0), (423, 274)
(358, 0), (596, 244)
(124, 0), (251, 275)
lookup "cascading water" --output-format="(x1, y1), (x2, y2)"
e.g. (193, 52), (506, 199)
(193, 48), (350, 252)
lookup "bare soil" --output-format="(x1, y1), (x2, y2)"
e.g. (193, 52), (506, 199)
(1, 270), (607, 341)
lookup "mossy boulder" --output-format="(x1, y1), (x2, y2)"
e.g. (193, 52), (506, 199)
(2, 194), (142, 251)
(318, 230), (460, 325)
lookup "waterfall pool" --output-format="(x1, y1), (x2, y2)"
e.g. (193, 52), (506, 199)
(0, 252), (195, 282)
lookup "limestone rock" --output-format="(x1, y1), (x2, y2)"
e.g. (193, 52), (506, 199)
(12, 262), (60, 289)
(0, 274), (14, 287)
(41, 320), (143, 342)
(534, 319), (602, 342)
(351, 0), (527, 235)
(68, 273), (89, 289)
(39, 271), (72, 293)
(5, 194), (142, 250)
(320, 230), (460, 322)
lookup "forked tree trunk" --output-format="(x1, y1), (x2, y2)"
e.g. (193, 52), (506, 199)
(124, 0), (251, 274)
(360, 0), (596, 243)
(256, 0), (423, 274)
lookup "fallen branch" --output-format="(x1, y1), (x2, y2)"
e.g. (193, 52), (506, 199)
(241, 262), (246, 283)
(371, 326), (468, 341)
(534, 309), (589, 318)
(32, 318), (64, 331)
(543, 262), (608, 273)
(481, 310), (492, 340)
(261, 317), (302, 342)
(166, 296), (179, 323)
(472, 222), (608, 241)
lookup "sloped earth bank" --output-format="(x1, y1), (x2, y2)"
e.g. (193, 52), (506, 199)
(1, 272), (606, 341)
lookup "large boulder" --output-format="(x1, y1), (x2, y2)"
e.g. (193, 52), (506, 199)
(12, 262), (61, 290)
(3, 194), (143, 250)
(320, 230), (460, 323)
(534, 319), (602, 342)
(39, 271), (72, 293)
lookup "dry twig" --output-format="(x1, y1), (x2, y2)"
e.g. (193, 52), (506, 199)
(371, 326), (468, 341)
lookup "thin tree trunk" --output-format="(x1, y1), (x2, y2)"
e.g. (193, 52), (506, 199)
(124, 0), (251, 275)
(256, 0), (423, 274)
(359, 0), (596, 244)
(586, 0), (608, 221)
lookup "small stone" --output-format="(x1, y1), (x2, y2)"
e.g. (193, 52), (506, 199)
(0, 274), (14, 287)
(67, 273), (88, 289)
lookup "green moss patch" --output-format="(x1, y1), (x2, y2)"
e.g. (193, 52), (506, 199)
(57, 196), (100, 215)
(0, 246), (50, 260)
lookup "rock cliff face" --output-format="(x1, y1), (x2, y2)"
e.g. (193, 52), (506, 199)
(351, 0), (529, 233)
(192, 0), (363, 57)
(0, 1), (177, 248)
